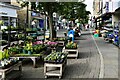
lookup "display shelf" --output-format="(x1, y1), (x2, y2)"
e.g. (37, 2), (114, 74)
(104, 20), (112, 23)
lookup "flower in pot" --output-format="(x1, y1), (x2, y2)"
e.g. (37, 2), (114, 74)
(47, 41), (58, 47)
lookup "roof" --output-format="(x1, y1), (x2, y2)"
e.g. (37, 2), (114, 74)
(0, 2), (20, 10)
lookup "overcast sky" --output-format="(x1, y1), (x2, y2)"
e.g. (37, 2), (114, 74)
(84, 0), (93, 15)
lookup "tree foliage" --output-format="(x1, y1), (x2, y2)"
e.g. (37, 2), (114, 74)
(17, 0), (91, 39)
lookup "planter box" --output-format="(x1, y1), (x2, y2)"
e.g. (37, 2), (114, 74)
(62, 47), (78, 59)
(44, 58), (67, 79)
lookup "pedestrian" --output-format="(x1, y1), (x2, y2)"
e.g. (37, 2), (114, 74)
(31, 20), (36, 28)
(85, 24), (88, 31)
(87, 24), (89, 30)
(67, 27), (75, 42)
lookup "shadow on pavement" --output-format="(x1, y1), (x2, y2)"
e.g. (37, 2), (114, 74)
(75, 36), (87, 40)
(78, 52), (91, 59)
(21, 57), (44, 68)
(62, 61), (89, 78)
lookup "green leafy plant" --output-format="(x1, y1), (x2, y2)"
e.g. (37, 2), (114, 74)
(57, 37), (66, 41)
(44, 52), (67, 63)
(65, 41), (77, 49)
(8, 47), (18, 55)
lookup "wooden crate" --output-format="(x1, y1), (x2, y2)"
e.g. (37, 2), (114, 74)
(62, 47), (78, 59)
(44, 58), (67, 79)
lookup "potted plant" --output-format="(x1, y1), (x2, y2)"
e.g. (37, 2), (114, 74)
(47, 41), (58, 47)
(23, 45), (33, 55)
(8, 47), (18, 56)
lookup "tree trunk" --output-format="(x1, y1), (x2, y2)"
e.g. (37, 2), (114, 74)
(48, 12), (56, 40)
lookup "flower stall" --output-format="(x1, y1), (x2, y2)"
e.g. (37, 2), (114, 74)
(62, 41), (78, 59)
(44, 52), (67, 79)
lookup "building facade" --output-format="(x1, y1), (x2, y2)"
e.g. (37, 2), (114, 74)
(93, 0), (120, 29)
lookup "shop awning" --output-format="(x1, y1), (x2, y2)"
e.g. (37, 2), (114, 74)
(95, 12), (113, 20)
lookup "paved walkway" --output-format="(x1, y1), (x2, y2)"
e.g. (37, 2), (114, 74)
(62, 31), (100, 78)
(94, 37), (118, 78)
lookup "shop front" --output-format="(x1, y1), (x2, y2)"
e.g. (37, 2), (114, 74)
(0, 2), (20, 29)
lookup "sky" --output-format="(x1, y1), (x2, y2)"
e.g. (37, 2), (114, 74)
(84, 0), (94, 15)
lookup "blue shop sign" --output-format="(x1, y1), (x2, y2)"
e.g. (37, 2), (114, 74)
(106, 2), (109, 12)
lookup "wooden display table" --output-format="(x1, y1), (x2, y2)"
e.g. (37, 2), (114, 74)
(62, 47), (78, 59)
(44, 58), (67, 79)
(56, 41), (65, 46)
(0, 61), (22, 80)
(10, 54), (41, 68)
